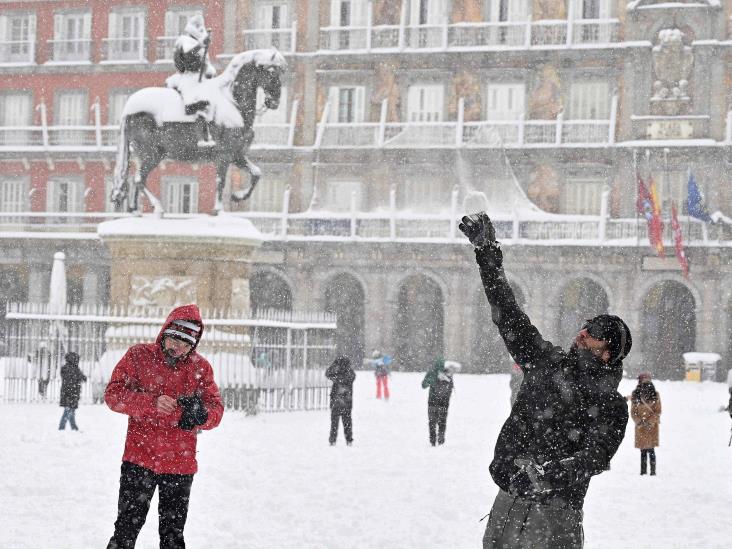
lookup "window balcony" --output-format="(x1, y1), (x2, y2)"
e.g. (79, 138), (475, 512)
(317, 18), (620, 53)
(100, 37), (148, 63)
(241, 23), (297, 55)
(46, 39), (91, 63)
(316, 98), (618, 149)
(0, 40), (35, 64)
(155, 36), (177, 63)
(0, 101), (299, 153)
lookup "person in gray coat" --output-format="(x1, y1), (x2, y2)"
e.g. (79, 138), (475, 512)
(59, 352), (86, 431)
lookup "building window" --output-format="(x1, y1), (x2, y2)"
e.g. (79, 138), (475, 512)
(650, 170), (687, 215)
(245, 175), (287, 212)
(563, 178), (604, 215)
(160, 8), (203, 60)
(0, 12), (36, 63)
(324, 180), (363, 212)
(47, 177), (83, 214)
(108, 89), (135, 125)
(0, 177), (28, 215)
(163, 176), (198, 214)
(399, 177), (446, 212)
(407, 84), (443, 122)
(0, 92), (32, 146)
(328, 86), (365, 123)
(486, 82), (525, 120)
(568, 80), (610, 119)
(51, 10), (91, 62)
(106, 8), (146, 61)
(53, 90), (88, 146)
(253, 2), (290, 49)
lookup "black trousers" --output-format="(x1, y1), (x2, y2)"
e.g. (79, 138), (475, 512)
(329, 407), (353, 444)
(428, 405), (449, 445)
(107, 461), (194, 549)
(640, 449), (656, 475)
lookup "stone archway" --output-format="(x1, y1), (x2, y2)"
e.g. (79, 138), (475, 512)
(471, 283), (525, 373)
(557, 278), (609, 349)
(395, 275), (444, 372)
(641, 281), (696, 379)
(249, 271), (293, 313)
(323, 273), (366, 368)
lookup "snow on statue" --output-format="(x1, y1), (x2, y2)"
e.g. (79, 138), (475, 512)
(110, 14), (287, 215)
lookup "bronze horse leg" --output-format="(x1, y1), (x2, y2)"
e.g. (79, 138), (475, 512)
(230, 156), (262, 202)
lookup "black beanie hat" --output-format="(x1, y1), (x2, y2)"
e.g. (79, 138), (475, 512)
(587, 314), (632, 364)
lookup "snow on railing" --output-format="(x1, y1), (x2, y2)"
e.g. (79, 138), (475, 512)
(0, 209), (726, 246)
(317, 18), (620, 53)
(241, 21), (297, 55)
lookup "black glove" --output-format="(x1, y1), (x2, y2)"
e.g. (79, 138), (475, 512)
(509, 458), (554, 497)
(459, 212), (496, 249)
(177, 394), (208, 431)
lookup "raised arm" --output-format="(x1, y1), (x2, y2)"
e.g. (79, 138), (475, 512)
(460, 213), (558, 367)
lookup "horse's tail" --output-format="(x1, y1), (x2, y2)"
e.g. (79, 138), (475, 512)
(111, 115), (130, 206)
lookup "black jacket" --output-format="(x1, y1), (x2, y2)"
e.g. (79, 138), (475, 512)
(422, 362), (454, 407)
(326, 357), (356, 410)
(475, 246), (628, 510)
(59, 363), (87, 409)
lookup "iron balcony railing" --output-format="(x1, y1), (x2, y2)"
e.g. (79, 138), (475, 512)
(0, 39), (35, 64)
(155, 36), (178, 62)
(0, 201), (728, 246)
(99, 36), (148, 63)
(318, 18), (620, 53)
(45, 39), (92, 63)
(241, 22), (297, 55)
(316, 97), (618, 149)
(0, 100), (300, 152)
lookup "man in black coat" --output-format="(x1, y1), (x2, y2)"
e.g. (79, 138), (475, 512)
(326, 356), (356, 446)
(422, 357), (455, 446)
(460, 213), (632, 549)
(59, 351), (87, 431)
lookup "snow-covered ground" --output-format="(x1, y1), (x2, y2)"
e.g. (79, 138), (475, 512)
(2, 373), (729, 549)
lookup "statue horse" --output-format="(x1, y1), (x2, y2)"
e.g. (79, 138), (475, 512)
(110, 49), (286, 214)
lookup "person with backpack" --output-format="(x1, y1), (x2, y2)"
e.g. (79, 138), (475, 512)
(326, 356), (356, 446)
(421, 357), (455, 446)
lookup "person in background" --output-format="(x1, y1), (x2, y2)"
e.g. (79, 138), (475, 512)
(421, 357), (455, 446)
(630, 372), (662, 476)
(372, 350), (391, 400)
(325, 356), (356, 446)
(105, 304), (223, 549)
(59, 351), (86, 431)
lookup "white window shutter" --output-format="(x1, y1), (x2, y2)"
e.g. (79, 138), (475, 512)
(409, 0), (421, 26)
(427, 0), (446, 25)
(508, 0), (528, 21)
(328, 86), (339, 122)
(280, 5), (290, 27)
(54, 13), (63, 40)
(28, 13), (36, 41)
(82, 12), (92, 40)
(355, 86), (365, 122)
(0, 16), (7, 44)
(164, 10), (176, 36)
(108, 12), (117, 38)
(331, 0), (341, 26)
(353, 0), (368, 27)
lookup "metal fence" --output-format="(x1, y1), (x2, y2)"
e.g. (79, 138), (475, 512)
(0, 303), (336, 414)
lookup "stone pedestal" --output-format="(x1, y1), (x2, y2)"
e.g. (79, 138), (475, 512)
(97, 214), (264, 313)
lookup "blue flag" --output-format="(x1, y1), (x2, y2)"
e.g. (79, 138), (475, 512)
(687, 171), (712, 223)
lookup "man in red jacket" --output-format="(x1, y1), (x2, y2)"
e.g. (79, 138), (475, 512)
(105, 304), (223, 549)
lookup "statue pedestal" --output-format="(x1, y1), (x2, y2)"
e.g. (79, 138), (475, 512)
(97, 214), (264, 313)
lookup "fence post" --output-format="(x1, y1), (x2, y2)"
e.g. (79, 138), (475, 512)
(525, 19), (532, 48)
(389, 184), (397, 240)
(555, 110), (564, 145)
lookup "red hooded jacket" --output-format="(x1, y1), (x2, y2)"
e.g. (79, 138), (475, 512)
(105, 304), (224, 474)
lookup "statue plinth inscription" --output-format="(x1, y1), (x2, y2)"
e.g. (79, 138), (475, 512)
(98, 215), (264, 314)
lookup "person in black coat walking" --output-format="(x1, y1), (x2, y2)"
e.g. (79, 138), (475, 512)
(460, 213), (632, 549)
(326, 356), (356, 446)
(422, 357), (454, 446)
(59, 351), (87, 431)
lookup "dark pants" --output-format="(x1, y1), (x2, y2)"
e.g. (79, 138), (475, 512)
(58, 407), (78, 430)
(107, 461), (194, 549)
(483, 490), (584, 549)
(329, 407), (353, 444)
(640, 449), (656, 475)
(428, 405), (449, 445)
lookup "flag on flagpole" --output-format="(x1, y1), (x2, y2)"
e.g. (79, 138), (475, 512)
(686, 170), (712, 222)
(646, 175), (665, 257)
(671, 201), (689, 278)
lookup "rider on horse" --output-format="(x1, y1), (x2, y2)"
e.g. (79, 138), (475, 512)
(165, 15), (217, 147)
